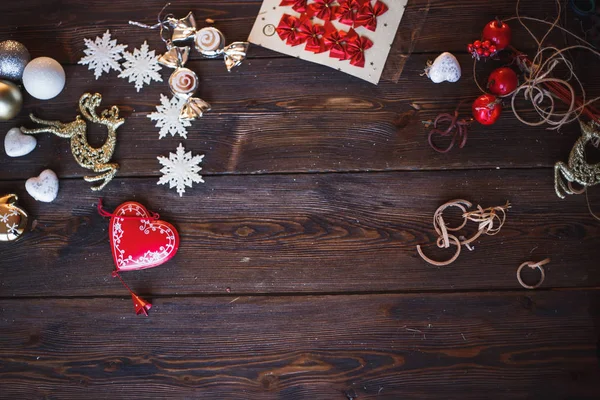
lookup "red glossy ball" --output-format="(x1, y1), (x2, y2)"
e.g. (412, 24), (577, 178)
(487, 67), (518, 96)
(482, 20), (512, 50)
(474, 40), (482, 48)
(472, 94), (502, 125)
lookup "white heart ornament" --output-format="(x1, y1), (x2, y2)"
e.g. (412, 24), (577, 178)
(4, 127), (37, 157)
(425, 52), (461, 83)
(26, 169), (59, 203)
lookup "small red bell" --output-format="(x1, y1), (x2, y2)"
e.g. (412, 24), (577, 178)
(131, 293), (152, 316)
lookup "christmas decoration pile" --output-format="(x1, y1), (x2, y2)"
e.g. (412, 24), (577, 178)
(467, 18), (515, 127)
(0, 40), (65, 121)
(98, 200), (181, 315)
(276, 0), (388, 68)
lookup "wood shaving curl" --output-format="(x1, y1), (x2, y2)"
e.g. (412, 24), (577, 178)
(517, 258), (550, 289)
(417, 199), (510, 266)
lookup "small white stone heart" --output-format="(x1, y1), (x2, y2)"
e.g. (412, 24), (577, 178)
(4, 127), (37, 157)
(26, 169), (59, 203)
(425, 52), (461, 83)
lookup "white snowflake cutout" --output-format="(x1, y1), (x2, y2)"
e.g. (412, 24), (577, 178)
(79, 30), (128, 79)
(118, 41), (163, 92)
(157, 143), (205, 197)
(148, 94), (191, 139)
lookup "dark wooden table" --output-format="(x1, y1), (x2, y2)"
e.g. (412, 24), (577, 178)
(1, 1), (600, 398)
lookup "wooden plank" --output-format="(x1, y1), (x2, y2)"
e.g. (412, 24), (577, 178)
(0, 290), (599, 399)
(3, 54), (598, 180)
(0, 0), (570, 64)
(1, 169), (598, 297)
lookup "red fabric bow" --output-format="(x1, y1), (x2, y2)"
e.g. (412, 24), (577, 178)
(345, 28), (373, 67)
(276, 14), (308, 46)
(355, 0), (388, 31)
(307, 0), (339, 21)
(298, 17), (326, 53)
(279, 0), (308, 13)
(323, 22), (348, 59)
(335, 0), (366, 26)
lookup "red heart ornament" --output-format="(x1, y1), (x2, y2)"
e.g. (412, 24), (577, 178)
(109, 202), (179, 272)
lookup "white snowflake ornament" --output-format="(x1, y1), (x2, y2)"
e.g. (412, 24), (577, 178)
(157, 143), (205, 197)
(148, 94), (191, 139)
(118, 41), (163, 92)
(79, 30), (127, 79)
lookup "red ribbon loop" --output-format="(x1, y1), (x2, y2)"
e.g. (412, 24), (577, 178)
(307, 0), (339, 21)
(97, 198), (160, 221)
(355, 0), (388, 31)
(279, 0), (308, 13)
(112, 271), (152, 316)
(276, 14), (308, 46)
(336, 0), (366, 26)
(298, 17), (326, 53)
(345, 28), (373, 67)
(323, 22), (348, 59)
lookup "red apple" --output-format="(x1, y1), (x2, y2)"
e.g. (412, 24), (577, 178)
(483, 19), (512, 50)
(487, 67), (518, 96)
(472, 94), (502, 125)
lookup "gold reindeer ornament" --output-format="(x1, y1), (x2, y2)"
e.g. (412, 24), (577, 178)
(555, 120), (600, 199)
(21, 93), (124, 191)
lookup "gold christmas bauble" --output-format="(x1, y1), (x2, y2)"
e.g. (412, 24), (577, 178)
(0, 80), (22, 120)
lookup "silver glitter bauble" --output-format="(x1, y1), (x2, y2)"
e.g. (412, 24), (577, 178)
(0, 40), (31, 82)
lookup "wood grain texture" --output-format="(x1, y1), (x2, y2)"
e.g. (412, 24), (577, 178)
(0, 0), (576, 64)
(1, 290), (599, 399)
(1, 0), (599, 397)
(2, 53), (599, 180)
(1, 169), (598, 297)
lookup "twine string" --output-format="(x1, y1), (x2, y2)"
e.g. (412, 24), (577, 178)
(473, 0), (600, 129)
(425, 101), (473, 153)
(129, 3), (174, 48)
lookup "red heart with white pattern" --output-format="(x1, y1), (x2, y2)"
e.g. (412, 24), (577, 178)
(109, 201), (179, 271)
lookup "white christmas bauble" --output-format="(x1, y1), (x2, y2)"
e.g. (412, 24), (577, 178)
(22, 57), (65, 100)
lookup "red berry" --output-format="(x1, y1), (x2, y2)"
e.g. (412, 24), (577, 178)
(487, 67), (519, 96)
(489, 45), (497, 53)
(482, 19), (512, 50)
(483, 40), (491, 48)
(474, 40), (481, 48)
(468, 44), (474, 52)
(483, 51), (490, 57)
(472, 94), (502, 125)
(476, 48), (483, 55)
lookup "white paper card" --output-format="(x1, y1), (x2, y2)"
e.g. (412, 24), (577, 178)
(248, 0), (408, 85)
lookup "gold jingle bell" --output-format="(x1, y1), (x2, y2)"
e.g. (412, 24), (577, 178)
(0, 194), (28, 241)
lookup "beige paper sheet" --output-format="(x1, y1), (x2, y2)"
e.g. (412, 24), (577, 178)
(248, 0), (409, 85)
